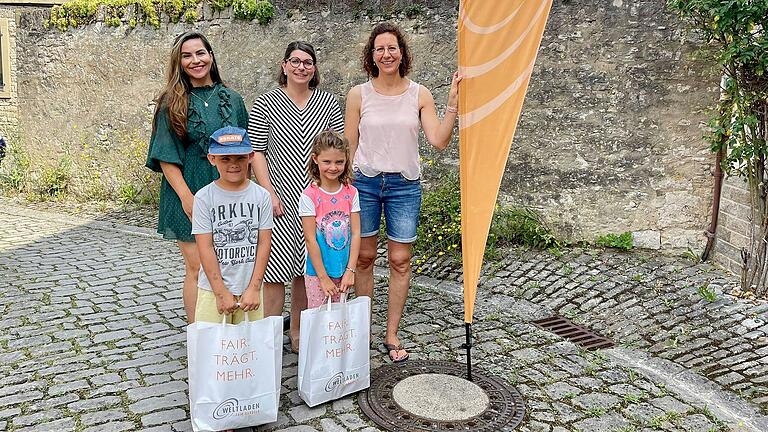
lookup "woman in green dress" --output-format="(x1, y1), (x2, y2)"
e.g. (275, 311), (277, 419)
(146, 31), (249, 323)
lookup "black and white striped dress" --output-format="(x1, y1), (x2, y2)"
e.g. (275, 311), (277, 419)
(248, 88), (345, 283)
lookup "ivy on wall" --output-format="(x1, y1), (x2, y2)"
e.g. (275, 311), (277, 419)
(45, 0), (274, 30)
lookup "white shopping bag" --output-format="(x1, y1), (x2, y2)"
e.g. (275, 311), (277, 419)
(187, 315), (283, 432)
(298, 295), (371, 407)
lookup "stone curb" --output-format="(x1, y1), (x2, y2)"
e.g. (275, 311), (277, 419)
(607, 348), (768, 432)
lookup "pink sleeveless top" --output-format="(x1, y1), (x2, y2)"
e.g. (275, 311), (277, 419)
(355, 80), (421, 180)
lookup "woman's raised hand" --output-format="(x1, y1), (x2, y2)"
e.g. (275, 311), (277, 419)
(447, 71), (463, 110)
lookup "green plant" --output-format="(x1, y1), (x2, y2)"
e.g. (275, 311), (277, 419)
(46, 0), (272, 29)
(0, 139), (31, 193)
(585, 407), (606, 417)
(413, 174), (563, 273)
(38, 156), (72, 198)
(404, 4), (424, 18)
(231, 0), (273, 23)
(697, 283), (717, 302)
(208, 0), (231, 11)
(623, 392), (644, 403)
(595, 232), (633, 250)
(682, 247), (700, 262)
(414, 174), (462, 270)
(488, 206), (562, 251)
(118, 184), (140, 204)
(252, 0), (274, 24)
(668, 0), (768, 297)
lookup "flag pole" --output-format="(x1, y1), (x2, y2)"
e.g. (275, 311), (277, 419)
(462, 322), (473, 381)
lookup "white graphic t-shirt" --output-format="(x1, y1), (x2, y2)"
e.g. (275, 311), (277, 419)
(191, 181), (274, 295)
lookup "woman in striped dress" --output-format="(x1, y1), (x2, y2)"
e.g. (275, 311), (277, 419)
(248, 41), (344, 351)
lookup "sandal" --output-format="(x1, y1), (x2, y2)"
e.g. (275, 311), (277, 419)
(382, 343), (409, 363)
(290, 335), (299, 354)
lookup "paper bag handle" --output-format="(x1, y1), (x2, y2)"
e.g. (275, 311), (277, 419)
(322, 292), (349, 311)
(219, 302), (250, 325)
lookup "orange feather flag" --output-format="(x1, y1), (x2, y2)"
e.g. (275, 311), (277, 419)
(459, 0), (553, 323)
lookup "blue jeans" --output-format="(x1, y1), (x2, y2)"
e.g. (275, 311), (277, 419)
(353, 170), (422, 243)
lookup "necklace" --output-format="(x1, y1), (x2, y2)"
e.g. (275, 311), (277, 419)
(190, 90), (215, 107)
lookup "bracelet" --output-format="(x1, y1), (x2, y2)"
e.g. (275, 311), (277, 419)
(445, 105), (458, 113)
(346, 267), (356, 274)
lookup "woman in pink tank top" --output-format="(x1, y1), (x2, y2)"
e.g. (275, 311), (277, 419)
(344, 22), (462, 363)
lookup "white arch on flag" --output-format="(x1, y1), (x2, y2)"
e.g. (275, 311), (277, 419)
(459, 1), (524, 34)
(460, 58), (537, 129)
(460, 0), (550, 78)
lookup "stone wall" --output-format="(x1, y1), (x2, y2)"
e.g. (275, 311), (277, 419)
(0, 7), (19, 138)
(14, 0), (721, 251)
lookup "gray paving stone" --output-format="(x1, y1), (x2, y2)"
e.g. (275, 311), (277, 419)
(571, 412), (630, 431)
(0, 390), (44, 407)
(650, 395), (694, 414)
(12, 409), (63, 427)
(128, 392), (187, 415)
(332, 397), (355, 413)
(337, 413), (366, 430)
(275, 427), (320, 432)
(68, 395), (122, 412)
(544, 382), (582, 400)
(91, 372), (123, 385)
(319, 418), (347, 432)
(14, 417), (76, 432)
(29, 393), (80, 411)
(80, 409), (128, 425)
(48, 379), (90, 396)
(572, 393), (622, 411)
(126, 381), (188, 401)
(83, 421), (136, 432)
(0, 407), (20, 419)
(141, 408), (187, 426)
(172, 421), (197, 432)
(622, 402), (665, 423)
(288, 404), (326, 423)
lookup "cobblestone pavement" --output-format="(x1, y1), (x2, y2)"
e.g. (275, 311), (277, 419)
(2, 201), (768, 432)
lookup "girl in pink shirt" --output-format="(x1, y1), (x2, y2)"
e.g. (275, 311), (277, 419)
(299, 131), (361, 308)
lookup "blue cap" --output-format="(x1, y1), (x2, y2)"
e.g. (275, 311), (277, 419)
(208, 126), (253, 155)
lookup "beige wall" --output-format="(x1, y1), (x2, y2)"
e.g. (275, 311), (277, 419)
(13, 0), (721, 252)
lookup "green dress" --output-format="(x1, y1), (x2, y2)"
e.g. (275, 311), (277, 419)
(146, 83), (249, 242)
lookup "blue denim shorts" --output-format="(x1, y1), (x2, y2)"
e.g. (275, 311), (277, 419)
(353, 170), (422, 243)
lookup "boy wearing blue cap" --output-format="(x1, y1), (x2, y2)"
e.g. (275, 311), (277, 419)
(191, 126), (274, 323)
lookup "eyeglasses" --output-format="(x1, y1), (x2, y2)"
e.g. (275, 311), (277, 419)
(286, 57), (315, 68)
(372, 46), (400, 56)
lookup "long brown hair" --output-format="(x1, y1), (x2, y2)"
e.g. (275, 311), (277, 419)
(362, 22), (412, 78)
(153, 31), (223, 139)
(307, 131), (352, 186)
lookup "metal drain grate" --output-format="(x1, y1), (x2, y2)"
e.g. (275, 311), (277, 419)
(532, 316), (614, 350)
(359, 360), (525, 431)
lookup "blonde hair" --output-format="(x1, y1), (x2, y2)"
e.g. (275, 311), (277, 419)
(307, 131), (352, 185)
(152, 31), (222, 139)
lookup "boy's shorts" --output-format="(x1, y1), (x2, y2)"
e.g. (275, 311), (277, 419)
(194, 287), (264, 324)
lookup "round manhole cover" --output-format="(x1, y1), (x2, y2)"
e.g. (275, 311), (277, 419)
(359, 360), (525, 431)
(393, 374), (490, 421)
